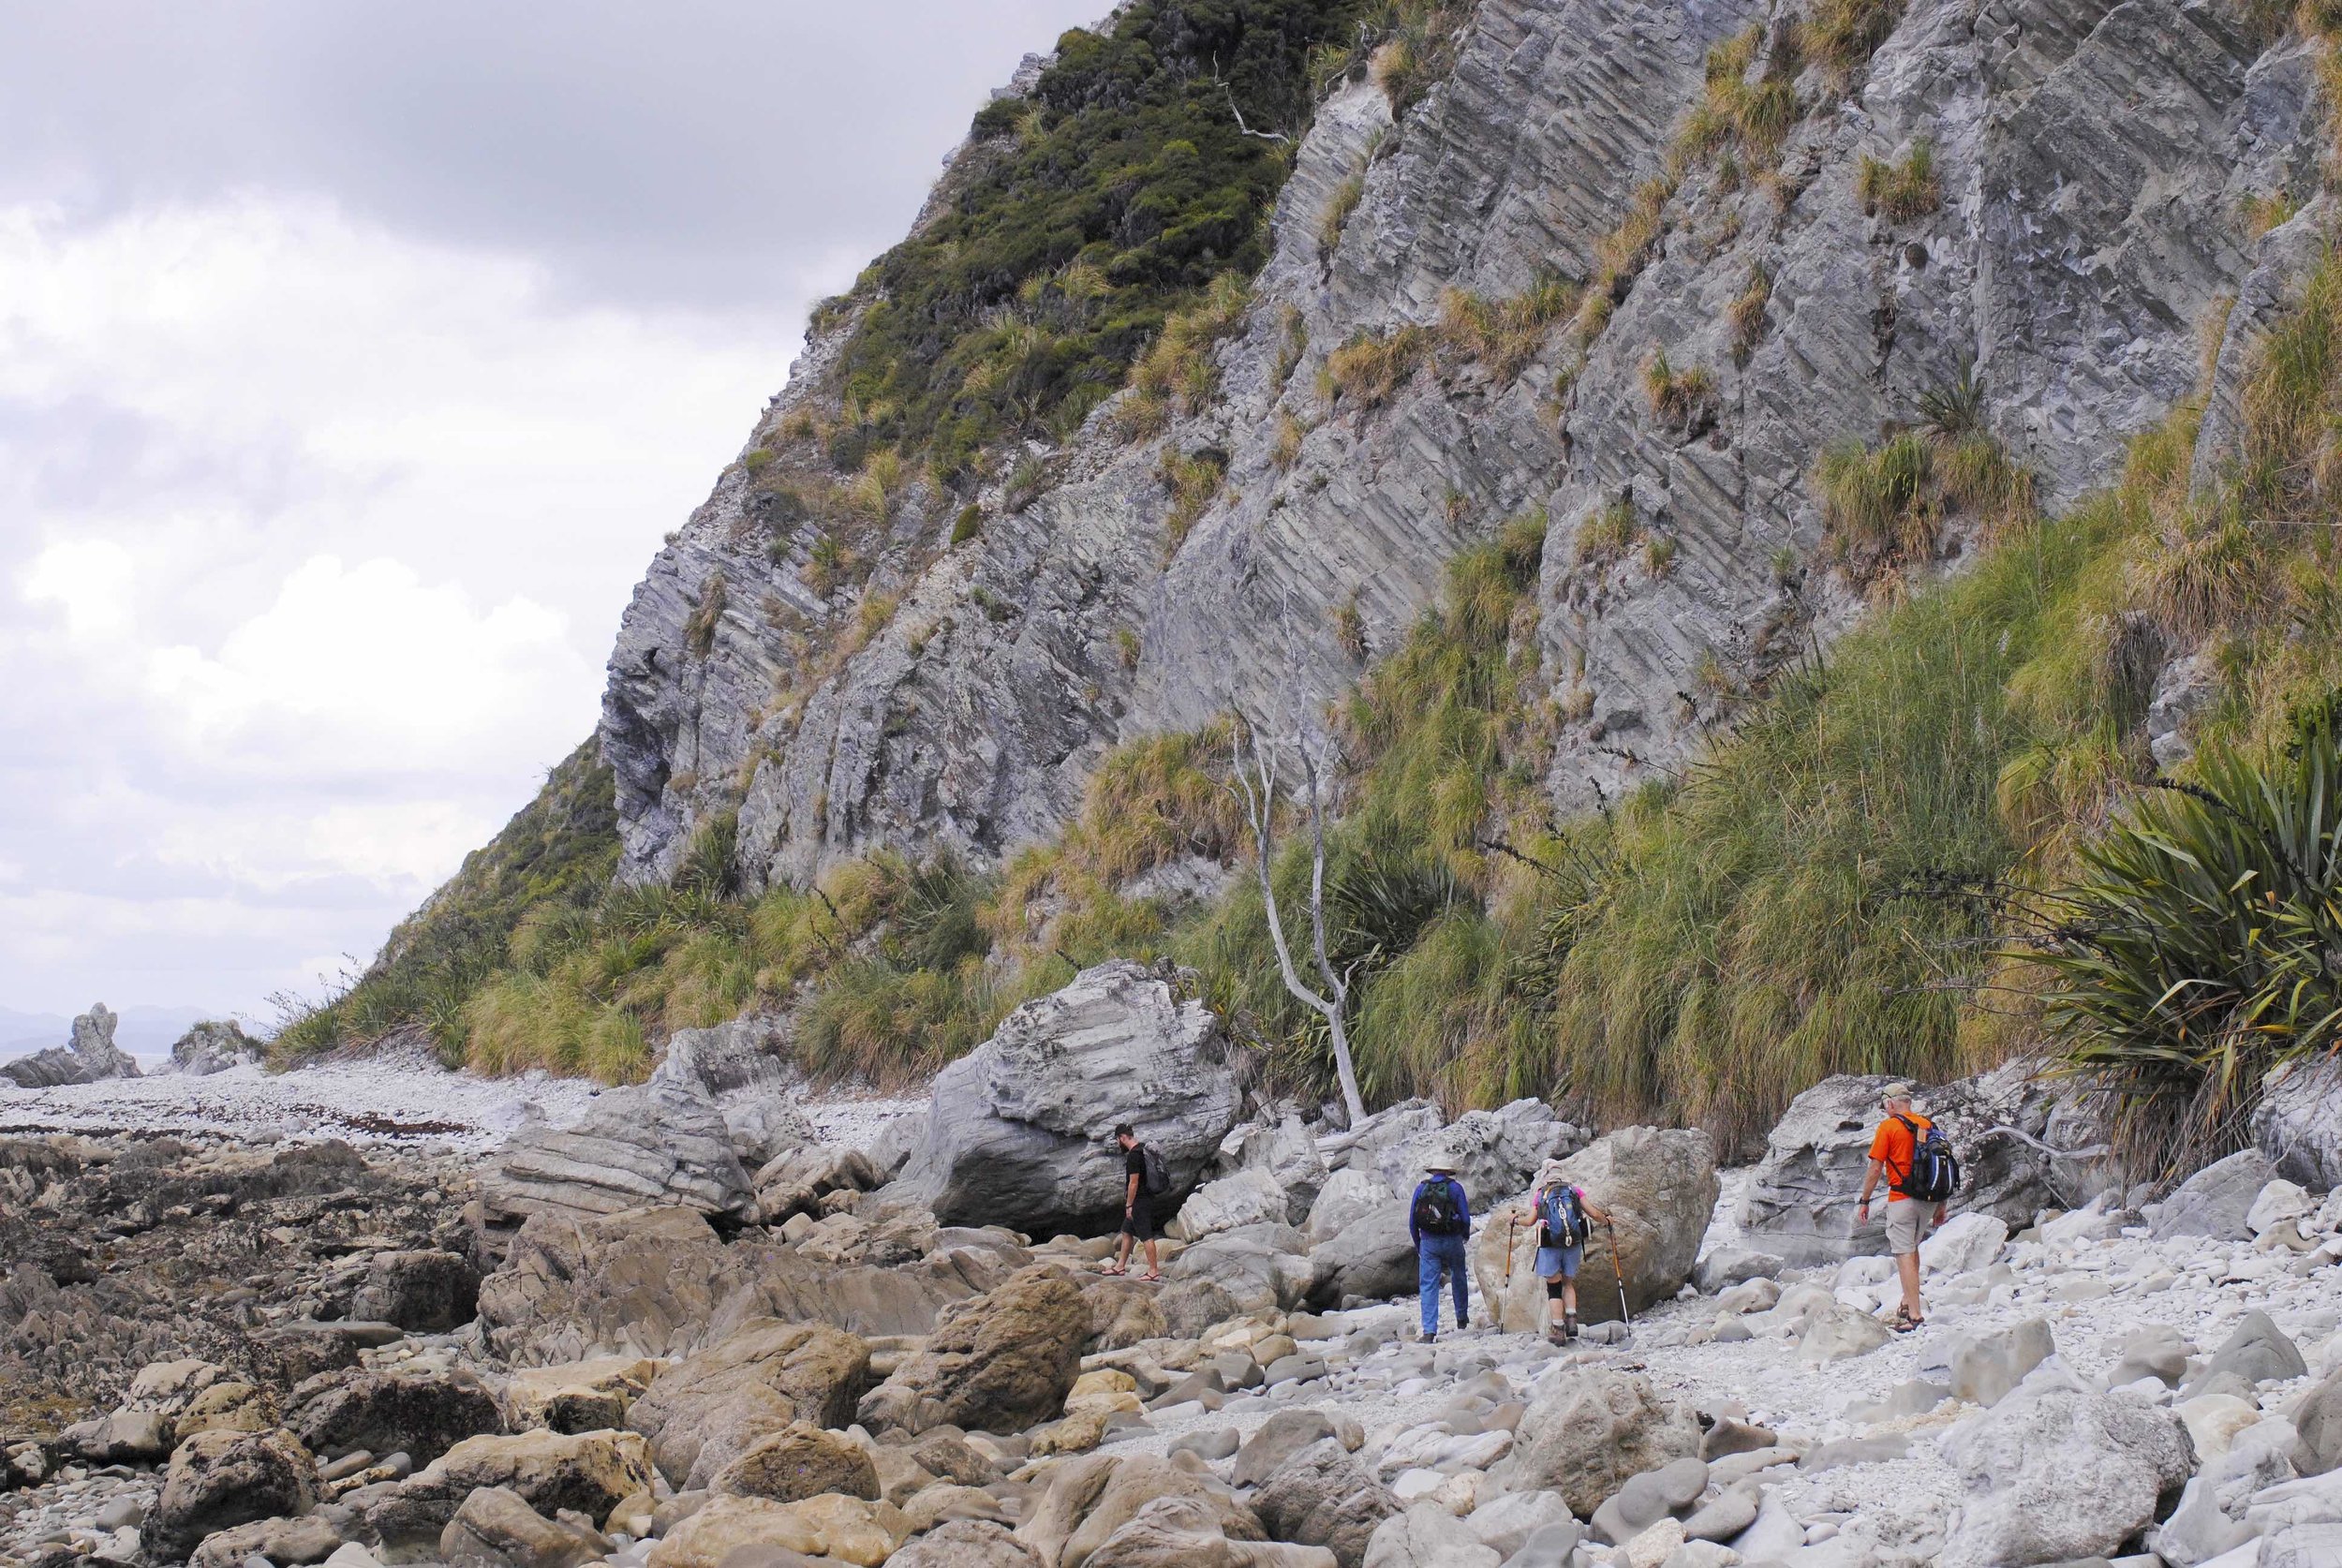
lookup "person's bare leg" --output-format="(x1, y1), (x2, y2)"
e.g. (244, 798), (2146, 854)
(1898, 1250), (1924, 1322)
(1109, 1232), (1132, 1273)
(1143, 1238), (1160, 1279)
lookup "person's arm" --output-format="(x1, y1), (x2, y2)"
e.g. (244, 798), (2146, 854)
(1856, 1156), (1888, 1220)
(1125, 1168), (1139, 1212)
(1408, 1182), (1421, 1246)
(1453, 1179), (1471, 1233)
(1583, 1195), (1611, 1224)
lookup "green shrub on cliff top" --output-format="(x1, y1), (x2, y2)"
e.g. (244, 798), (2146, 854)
(830, 0), (1372, 479)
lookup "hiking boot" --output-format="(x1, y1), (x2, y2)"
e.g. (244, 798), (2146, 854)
(1545, 1323), (1567, 1346)
(1564, 1313), (1579, 1341)
(1420, 1331), (1437, 1344)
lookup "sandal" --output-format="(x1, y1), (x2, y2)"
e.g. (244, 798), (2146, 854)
(1098, 1264), (1127, 1277)
(1889, 1308), (1923, 1334)
(1139, 1271), (1164, 1283)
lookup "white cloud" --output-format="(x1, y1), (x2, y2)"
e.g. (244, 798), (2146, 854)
(21, 536), (136, 637)
(146, 553), (586, 772)
(0, 194), (812, 1016)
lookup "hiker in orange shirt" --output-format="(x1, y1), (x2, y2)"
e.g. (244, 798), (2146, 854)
(1855, 1083), (1949, 1331)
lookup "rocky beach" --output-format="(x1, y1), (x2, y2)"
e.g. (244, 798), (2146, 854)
(4, 966), (2340, 1568)
(12, 0), (2342, 1564)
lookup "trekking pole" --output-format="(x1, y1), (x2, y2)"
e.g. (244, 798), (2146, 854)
(1503, 1213), (1518, 1332)
(1606, 1220), (1632, 1330)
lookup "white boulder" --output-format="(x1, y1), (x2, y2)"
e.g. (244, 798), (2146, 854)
(1939, 1375), (2195, 1568)
(1920, 1212), (2008, 1276)
(1169, 1168), (1291, 1242)
(894, 961), (1242, 1236)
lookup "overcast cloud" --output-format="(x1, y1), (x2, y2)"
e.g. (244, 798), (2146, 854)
(0, 1), (1101, 1027)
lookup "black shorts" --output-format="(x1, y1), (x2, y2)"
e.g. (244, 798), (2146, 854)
(1120, 1198), (1155, 1240)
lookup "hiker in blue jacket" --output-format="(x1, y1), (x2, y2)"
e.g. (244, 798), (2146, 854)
(1410, 1155), (1472, 1342)
(1530, 1176), (1611, 1342)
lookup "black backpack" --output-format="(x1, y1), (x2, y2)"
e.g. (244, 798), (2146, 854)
(1140, 1144), (1170, 1197)
(1893, 1114), (1960, 1204)
(1413, 1178), (1465, 1236)
(1538, 1185), (1587, 1250)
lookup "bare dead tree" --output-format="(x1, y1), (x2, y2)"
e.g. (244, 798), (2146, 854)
(1223, 86), (1291, 143)
(1229, 713), (1367, 1125)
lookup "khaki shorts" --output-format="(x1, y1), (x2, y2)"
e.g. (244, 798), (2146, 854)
(1884, 1199), (1933, 1255)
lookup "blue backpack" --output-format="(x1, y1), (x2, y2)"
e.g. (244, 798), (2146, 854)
(1538, 1185), (1587, 1250)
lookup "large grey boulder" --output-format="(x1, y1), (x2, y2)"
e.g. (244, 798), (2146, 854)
(1472, 1126), (1717, 1329)
(894, 962), (1242, 1236)
(2186, 1310), (2307, 1393)
(1938, 1374), (2196, 1568)
(2152, 1436), (2294, 1568)
(723, 1095), (817, 1171)
(2152, 1149), (2276, 1241)
(2256, 1057), (2342, 1191)
(350, 1250), (482, 1333)
(476, 1016), (802, 1225)
(357, 1429), (655, 1557)
(1307, 1168), (1399, 1243)
(2, 1003), (142, 1087)
(2295, 1365), (2342, 1476)
(1170, 1168), (1293, 1242)
(170, 1019), (263, 1076)
(630, 1318), (870, 1487)
(150, 1429), (321, 1560)
(479, 1078), (756, 1224)
(439, 1485), (607, 1568)
(1361, 1505), (1496, 1568)
(1160, 1222), (1313, 1334)
(1253, 1438), (1398, 1568)
(1317, 1102), (1444, 1177)
(1949, 1318), (2055, 1409)
(1306, 1208), (1418, 1309)
(475, 1205), (1004, 1363)
(854, 1265), (1086, 1438)
(1507, 1367), (1701, 1517)
(1374, 1100), (1581, 1208)
(1739, 1065), (2102, 1265)
(656, 1015), (791, 1094)
(288, 1366), (505, 1466)
(1213, 1115), (1331, 1226)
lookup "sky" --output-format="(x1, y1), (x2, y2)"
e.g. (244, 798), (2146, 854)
(0, 0), (1102, 1029)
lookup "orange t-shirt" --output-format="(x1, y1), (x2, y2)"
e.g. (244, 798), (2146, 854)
(1868, 1113), (1933, 1202)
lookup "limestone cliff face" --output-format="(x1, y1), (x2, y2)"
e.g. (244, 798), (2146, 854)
(601, 0), (2321, 889)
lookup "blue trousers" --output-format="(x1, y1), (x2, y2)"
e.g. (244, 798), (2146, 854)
(1417, 1234), (1470, 1336)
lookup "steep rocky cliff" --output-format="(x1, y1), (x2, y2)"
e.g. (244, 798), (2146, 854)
(600, 0), (2320, 892)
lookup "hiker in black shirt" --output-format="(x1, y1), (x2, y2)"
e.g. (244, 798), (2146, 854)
(1102, 1123), (1163, 1280)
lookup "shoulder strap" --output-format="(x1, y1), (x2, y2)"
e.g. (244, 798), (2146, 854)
(1885, 1114), (1920, 1181)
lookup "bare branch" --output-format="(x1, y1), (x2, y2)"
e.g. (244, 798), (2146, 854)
(1298, 740), (1346, 1008)
(1228, 712), (1364, 1122)
(1225, 86), (1290, 143)
(1231, 717), (1334, 1018)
